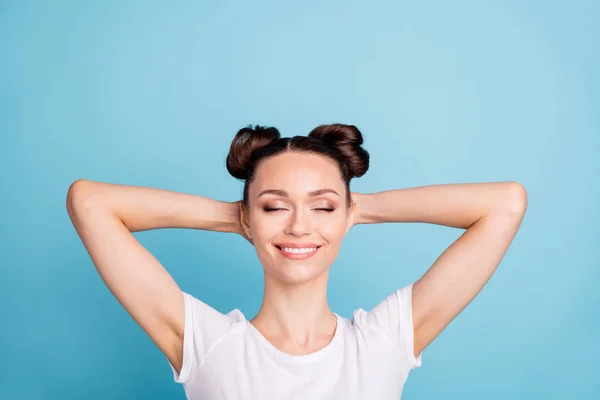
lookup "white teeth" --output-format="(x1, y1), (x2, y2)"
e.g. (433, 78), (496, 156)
(281, 247), (317, 254)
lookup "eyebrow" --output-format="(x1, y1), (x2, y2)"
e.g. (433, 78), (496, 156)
(257, 188), (340, 198)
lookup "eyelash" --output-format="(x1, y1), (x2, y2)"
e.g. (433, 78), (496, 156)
(263, 207), (335, 213)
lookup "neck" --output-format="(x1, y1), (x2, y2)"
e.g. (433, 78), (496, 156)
(250, 270), (336, 353)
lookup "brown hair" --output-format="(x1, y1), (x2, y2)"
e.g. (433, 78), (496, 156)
(226, 123), (370, 207)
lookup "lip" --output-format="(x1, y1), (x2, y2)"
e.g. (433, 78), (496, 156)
(273, 243), (322, 260)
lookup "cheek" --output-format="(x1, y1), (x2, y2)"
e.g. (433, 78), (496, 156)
(317, 215), (348, 242)
(249, 214), (280, 243)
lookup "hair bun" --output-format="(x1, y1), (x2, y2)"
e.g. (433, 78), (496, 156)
(226, 125), (281, 180)
(308, 123), (370, 178)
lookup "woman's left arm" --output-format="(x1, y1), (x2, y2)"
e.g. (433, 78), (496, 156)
(353, 181), (528, 357)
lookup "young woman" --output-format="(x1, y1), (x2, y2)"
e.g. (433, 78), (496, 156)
(66, 123), (527, 399)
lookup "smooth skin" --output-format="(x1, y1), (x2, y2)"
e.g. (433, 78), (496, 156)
(66, 152), (527, 374)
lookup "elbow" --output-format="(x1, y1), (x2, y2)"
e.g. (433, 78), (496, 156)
(504, 181), (528, 215)
(66, 179), (100, 216)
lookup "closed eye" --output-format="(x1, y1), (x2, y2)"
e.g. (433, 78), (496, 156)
(263, 207), (287, 212)
(263, 207), (335, 212)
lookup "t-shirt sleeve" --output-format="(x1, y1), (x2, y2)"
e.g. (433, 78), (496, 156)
(361, 283), (422, 370)
(168, 291), (237, 384)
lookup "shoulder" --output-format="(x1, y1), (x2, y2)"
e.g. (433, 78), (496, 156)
(171, 292), (246, 383)
(350, 284), (422, 370)
(352, 284), (413, 330)
(181, 292), (247, 349)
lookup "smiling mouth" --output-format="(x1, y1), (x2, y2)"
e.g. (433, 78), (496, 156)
(274, 245), (322, 260)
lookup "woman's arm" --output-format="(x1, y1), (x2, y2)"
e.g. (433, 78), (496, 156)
(353, 181), (528, 357)
(66, 179), (243, 373)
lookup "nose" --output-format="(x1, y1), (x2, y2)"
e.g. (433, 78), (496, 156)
(284, 207), (311, 237)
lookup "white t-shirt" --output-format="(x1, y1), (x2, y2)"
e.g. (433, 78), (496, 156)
(169, 284), (422, 399)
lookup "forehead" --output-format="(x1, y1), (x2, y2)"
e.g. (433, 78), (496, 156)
(250, 152), (344, 196)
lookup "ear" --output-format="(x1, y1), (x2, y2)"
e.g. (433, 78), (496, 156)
(345, 200), (356, 233)
(239, 202), (253, 240)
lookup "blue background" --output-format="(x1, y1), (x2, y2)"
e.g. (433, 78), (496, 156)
(1, 0), (598, 398)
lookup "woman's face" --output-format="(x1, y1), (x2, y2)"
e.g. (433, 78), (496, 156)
(241, 151), (354, 284)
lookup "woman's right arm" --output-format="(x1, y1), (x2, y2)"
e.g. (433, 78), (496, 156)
(65, 179), (242, 373)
